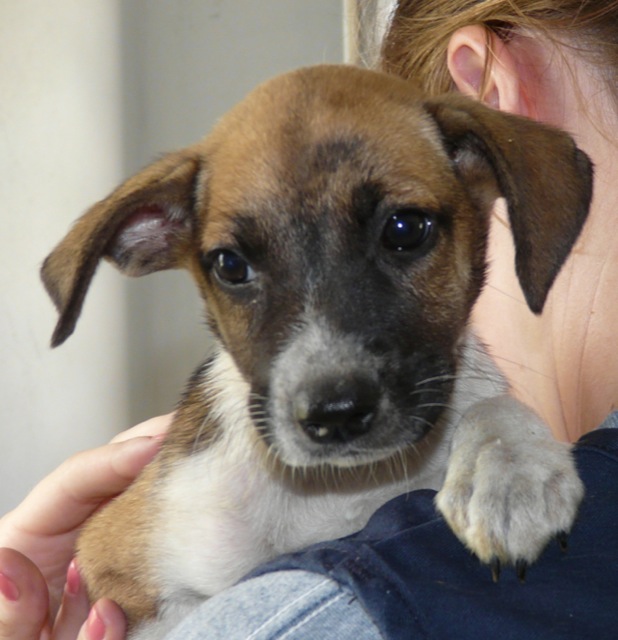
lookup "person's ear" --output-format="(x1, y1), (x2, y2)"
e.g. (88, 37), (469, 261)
(446, 25), (531, 117)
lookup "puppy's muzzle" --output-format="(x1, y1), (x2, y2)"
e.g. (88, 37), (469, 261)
(295, 376), (379, 445)
(265, 319), (433, 467)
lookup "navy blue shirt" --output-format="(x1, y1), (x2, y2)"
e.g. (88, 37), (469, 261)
(252, 416), (618, 639)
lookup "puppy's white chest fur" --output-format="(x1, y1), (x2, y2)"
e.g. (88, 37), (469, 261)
(153, 349), (450, 601)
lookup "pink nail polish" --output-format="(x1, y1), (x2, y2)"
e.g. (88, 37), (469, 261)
(66, 559), (81, 596)
(86, 605), (106, 640)
(0, 572), (19, 602)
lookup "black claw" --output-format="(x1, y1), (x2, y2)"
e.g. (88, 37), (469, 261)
(557, 531), (569, 553)
(490, 557), (501, 583)
(515, 559), (528, 583)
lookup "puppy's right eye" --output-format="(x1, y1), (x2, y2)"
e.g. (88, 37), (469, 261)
(209, 250), (256, 286)
(381, 209), (436, 253)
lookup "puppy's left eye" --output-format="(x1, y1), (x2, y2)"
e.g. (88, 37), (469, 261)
(211, 250), (256, 285)
(381, 210), (435, 252)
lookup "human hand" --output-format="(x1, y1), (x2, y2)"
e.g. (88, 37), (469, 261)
(0, 414), (172, 638)
(0, 547), (127, 639)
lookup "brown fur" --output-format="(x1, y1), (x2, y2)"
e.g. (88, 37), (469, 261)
(76, 464), (161, 625)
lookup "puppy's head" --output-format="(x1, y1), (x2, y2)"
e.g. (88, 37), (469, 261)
(42, 65), (592, 467)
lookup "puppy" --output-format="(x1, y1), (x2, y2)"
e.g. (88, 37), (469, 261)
(42, 64), (590, 638)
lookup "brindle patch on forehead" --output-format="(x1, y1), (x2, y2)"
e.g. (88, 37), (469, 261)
(306, 137), (365, 175)
(202, 136), (373, 255)
(200, 65), (451, 239)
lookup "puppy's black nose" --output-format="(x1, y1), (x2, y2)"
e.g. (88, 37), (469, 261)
(297, 379), (379, 444)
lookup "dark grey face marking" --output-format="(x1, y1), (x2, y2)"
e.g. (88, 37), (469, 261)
(262, 318), (456, 466)
(199, 132), (486, 467)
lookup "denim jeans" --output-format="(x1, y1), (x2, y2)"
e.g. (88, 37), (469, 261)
(167, 570), (381, 640)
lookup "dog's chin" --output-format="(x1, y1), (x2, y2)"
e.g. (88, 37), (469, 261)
(269, 428), (431, 470)
(277, 447), (393, 470)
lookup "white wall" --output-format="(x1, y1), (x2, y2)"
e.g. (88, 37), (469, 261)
(0, 1), (129, 513)
(0, 0), (342, 513)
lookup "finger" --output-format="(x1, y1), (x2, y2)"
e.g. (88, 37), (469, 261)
(0, 548), (49, 640)
(4, 415), (172, 543)
(51, 559), (90, 640)
(6, 434), (165, 539)
(76, 600), (126, 640)
(109, 413), (172, 443)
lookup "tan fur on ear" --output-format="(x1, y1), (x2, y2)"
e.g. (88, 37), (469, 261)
(425, 95), (593, 313)
(41, 150), (203, 347)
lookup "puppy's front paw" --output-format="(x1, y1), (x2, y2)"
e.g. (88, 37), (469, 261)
(436, 402), (584, 578)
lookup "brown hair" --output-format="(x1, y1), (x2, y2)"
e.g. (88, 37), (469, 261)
(380, 0), (618, 101)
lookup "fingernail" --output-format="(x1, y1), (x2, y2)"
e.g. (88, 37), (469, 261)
(0, 572), (19, 602)
(66, 559), (81, 596)
(86, 605), (106, 640)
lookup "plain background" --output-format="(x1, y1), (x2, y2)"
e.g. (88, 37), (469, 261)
(0, 0), (344, 513)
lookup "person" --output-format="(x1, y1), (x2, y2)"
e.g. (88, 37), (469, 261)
(2, 0), (618, 637)
(380, 0), (618, 443)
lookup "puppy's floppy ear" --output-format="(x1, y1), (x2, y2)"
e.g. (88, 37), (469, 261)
(41, 149), (203, 347)
(425, 95), (593, 313)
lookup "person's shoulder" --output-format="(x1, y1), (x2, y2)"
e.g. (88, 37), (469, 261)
(576, 412), (618, 458)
